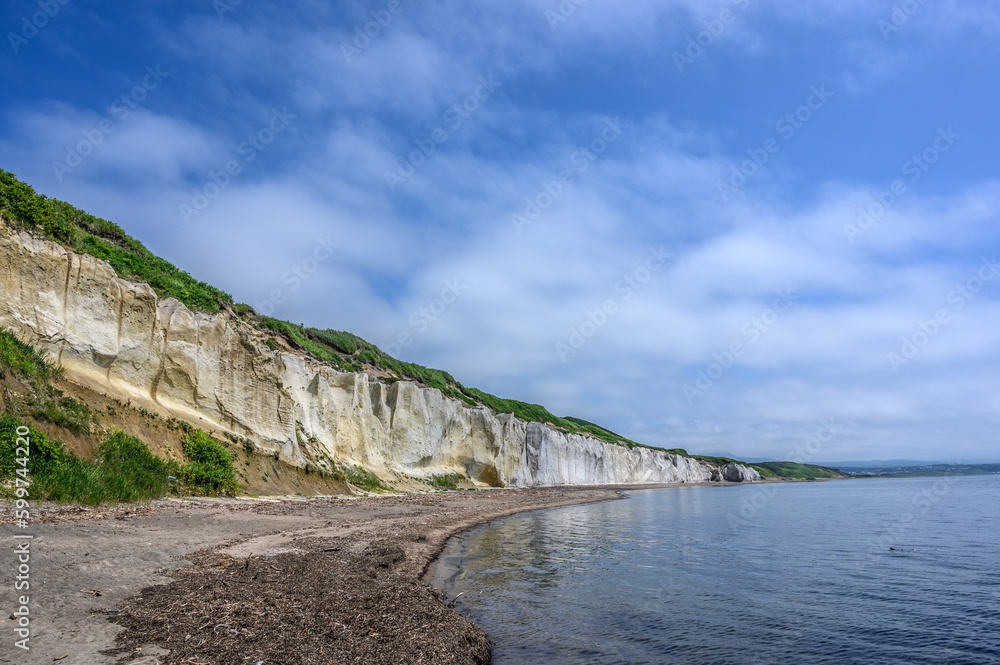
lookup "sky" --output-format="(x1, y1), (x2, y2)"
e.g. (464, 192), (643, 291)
(2, 0), (999, 463)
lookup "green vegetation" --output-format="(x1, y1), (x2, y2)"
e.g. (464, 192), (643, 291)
(751, 461), (846, 479)
(688, 455), (846, 480)
(166, 417), (194, 434)
(693, 454), (744, 468)
(29, 393), (96, 434)
(0, 416), (69, 480)
(429, 472), (464, 489)
(0, 169), (231, 312)
(0, 416), (242, 503)
(340, 464), (386, 492)
(179, 430), (240, 496)
(42, 431), (177, 503)
(0, 330), (59, 384)
(1, 420), (172, 504)
(1, 329), (98, 434)
(1, 329), (242, 502)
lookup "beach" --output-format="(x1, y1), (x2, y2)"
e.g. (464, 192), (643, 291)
(1, 486), (639, 664)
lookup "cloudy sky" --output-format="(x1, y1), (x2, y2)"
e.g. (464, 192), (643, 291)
(2, 0), (999, 462)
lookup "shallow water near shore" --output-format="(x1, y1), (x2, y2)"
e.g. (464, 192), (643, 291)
(431, 476), (1000, 664)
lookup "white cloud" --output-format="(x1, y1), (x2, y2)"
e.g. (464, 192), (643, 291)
(3, 0), (998, 462)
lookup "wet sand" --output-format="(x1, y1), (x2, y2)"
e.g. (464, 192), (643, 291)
(0, 486), (658, 664)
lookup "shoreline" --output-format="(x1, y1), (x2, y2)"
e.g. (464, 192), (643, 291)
(1, 486), (632, 664)
(0, 479), (820, 664)
(422, 480), (766, 598)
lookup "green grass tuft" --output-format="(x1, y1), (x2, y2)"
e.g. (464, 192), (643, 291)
(340, 464), (386, 492)
(428, 472), (464, 489)
(0, 330), (59, 383)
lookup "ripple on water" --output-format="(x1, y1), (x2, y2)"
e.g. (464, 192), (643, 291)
(433, 476), (1000, 665)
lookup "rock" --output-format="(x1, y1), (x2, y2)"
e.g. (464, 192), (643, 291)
(721, 463), (762, 483)
(0, 220), (733, 488)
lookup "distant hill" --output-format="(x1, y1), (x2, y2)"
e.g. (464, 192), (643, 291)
(839, 464), (1000, 478)
(821, 459), (945, 468)
(750, 462), (848, 480)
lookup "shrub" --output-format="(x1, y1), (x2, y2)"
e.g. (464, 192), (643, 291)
(341, 464), (386, 492)
(180, 430), (240, 496)
(30, 395), (96, 434)
(95, 431), (175, 498)
(429, 472), (464, 489)
(1, 423), (175, 504)
(0, 416), (68, 479)
(0, 329), (58, 383)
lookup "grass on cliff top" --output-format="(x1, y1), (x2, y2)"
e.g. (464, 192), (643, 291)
(0, 170), (615, 442)
(0, 169), (231, 313)
(0, 169), (734, 462)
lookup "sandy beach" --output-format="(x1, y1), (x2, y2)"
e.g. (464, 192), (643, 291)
(0, 486), (651, 664)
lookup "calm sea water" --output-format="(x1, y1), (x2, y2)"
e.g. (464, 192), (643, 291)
(431, 476), (1000, 665)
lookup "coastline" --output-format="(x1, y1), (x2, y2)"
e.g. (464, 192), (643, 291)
(1, 486), (630, 664)
(423, 480), (771, 599)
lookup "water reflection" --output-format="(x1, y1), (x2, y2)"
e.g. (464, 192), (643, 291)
(432, 478), (1000, 665)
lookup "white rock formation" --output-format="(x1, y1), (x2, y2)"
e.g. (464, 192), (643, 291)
(0, 220), (759, 486)
(722, 462), (763, 483)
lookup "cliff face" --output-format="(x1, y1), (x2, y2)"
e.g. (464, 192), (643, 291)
(0, 221), (760, 487)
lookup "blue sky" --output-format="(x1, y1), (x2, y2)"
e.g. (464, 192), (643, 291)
(2, 0), (999, 462)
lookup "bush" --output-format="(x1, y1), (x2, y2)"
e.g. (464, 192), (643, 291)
(1, 423), (175, 504)
(0, 416), (68, 479)
(0, 330), (58, 383)
(95, 431), (175, 498)
(429, 472), (464, 489)
(180, 431), (239, 496)
(341, 464), (386, 492)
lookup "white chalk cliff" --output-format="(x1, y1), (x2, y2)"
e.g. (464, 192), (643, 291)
(0, 220), (760, 486)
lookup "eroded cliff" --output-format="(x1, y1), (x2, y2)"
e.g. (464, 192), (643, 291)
(0, 220), (760, 487)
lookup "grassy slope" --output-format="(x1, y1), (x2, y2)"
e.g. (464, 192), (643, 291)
(0, 169), (839, 480)
(0, 328), (244, 502)
(840, 463), (1000, 478)
(751, 461), (848, 479)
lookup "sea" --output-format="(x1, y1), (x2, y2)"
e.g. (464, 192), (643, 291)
(431, 475), (1000, 665)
